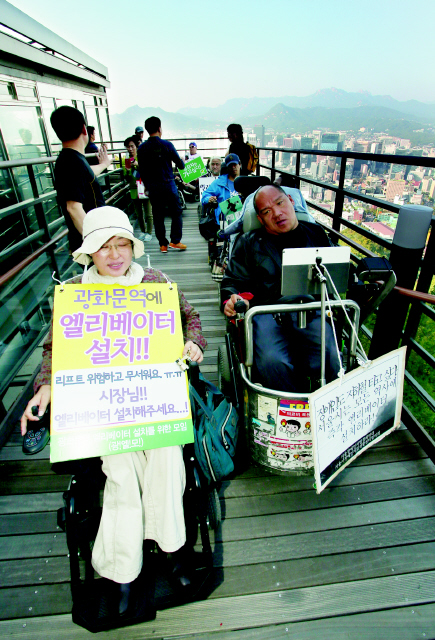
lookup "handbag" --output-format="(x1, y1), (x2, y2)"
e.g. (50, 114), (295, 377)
(199, 205), (219, 241)
(189, 372), (239, 484)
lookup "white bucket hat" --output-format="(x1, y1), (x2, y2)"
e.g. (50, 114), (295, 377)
(72, 206), (145, 265)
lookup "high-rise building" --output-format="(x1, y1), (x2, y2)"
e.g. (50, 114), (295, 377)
(253, 125), (265, 147)
(320, 133), (345, 151)
(276, 135), (284, 146)
(284, 138), (293, 148)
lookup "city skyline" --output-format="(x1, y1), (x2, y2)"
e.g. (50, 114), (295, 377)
(5, 0), (435, 115)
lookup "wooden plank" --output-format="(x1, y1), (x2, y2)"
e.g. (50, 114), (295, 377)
(213, 517), (435, 568)
(0, 474), (70, 496)
(0, 493), (63, 515)
(206, 541), (435, 601)
(0, 583), (72, 620)
(179, 603), (435, 640)
(224, 475), (435, 518)
(217, 495), (435, 543)
(0, 459), (56, 478)
(0, 511), (60, 536)
(1, 572), (435, 639)
(221, 458), (435, 498)
(0, 555), (70, 587)
(0, 532), (68, 561)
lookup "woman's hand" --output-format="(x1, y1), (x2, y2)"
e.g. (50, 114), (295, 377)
(21, 385), (51, 435)
(183, 341), (203, 364)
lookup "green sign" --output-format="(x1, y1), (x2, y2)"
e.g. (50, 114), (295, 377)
(220, 195), (243, 224)
(179, 157), (206, 183)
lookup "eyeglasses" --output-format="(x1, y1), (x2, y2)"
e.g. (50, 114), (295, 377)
(97, 241), (132, 255)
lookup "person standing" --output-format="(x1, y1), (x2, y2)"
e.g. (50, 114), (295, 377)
(137, 116), (186, 253)
(123, 136), (153, 242)
(134, 126), (145, 143)
(227, 124), (251, 176)
(85, 126), (99, 166)
(50, 106), (110, 253)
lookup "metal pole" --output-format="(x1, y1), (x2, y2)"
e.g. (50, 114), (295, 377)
(320, 278), (327, 387)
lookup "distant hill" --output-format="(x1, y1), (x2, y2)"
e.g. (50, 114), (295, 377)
(178, 88), (435, 123)
(110, 105), (224, 141)
(244, 104), (435, 146)
(110, 100), (435, 147)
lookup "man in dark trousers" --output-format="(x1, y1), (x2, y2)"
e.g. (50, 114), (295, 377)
(137, 116), (186, 253)
(51, 106), (110, 253)
(221, 184), (340, 392)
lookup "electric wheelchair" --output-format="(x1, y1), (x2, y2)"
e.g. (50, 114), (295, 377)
(217, 188), (396, 476)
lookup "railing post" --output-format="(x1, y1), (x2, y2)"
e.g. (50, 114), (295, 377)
(271, 150), (276, 183)
(369, 205), (433, 359)
(331, 154), (346, 233)
(295, 152), (301, 189)
(28, 164), (60, 279)
(401, 218), (435, 356)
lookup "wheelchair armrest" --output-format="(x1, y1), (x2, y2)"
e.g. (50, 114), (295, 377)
(350, 257), (396, 323)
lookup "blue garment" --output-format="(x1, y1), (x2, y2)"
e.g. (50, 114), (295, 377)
(201, 175), (239, 222)
(137, 136), (184, 189)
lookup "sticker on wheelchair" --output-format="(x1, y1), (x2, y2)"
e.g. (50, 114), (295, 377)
(257, 395), (277, 424)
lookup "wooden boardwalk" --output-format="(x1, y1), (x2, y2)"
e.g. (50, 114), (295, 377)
(1, 204), (435, 639)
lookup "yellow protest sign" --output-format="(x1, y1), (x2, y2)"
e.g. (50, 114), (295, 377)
(50, 283), (193, 463)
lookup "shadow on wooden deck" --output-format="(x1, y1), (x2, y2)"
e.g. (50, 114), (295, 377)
(1, 204), (435, 639)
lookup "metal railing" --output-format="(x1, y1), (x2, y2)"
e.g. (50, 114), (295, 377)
(0, 146), (130, 420)
(256, 145), (435, 446)
(0, 140), (434, 455)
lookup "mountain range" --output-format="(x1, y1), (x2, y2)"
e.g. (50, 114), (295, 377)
(110, 88), (435, 146)
(177, 88), (435, 122)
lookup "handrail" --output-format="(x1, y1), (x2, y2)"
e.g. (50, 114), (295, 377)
(0, 147), (126, 170)
(0, 178), (129, 285)
(257, 146), (435, 168)
(0, 229), (68, 286)
(395, 286), (435, 304)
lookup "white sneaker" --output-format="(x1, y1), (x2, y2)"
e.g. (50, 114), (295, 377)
(143, 233), (152, 242)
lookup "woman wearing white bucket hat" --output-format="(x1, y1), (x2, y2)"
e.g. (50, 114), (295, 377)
(21, 206), (207, 614)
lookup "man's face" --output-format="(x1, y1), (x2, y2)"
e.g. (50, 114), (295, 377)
(189, 144), (196, 155)
(90, 131), (96, 143)
(255, 186), (298, 236)
(227, 162), (240, 179)
(210, 159), (221, 176)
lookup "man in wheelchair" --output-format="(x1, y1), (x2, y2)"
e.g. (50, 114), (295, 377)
(221, 184), (341, 393)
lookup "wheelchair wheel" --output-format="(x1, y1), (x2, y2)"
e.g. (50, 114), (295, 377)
(207, 487), (221, 530)
(218, 344), (232, 398)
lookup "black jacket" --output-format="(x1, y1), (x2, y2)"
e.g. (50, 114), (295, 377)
(221, 222), (331, 307)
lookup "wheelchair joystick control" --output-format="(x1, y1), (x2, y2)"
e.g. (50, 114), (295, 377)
(234, 300), (247, 315)
(22, 405), (50, 455)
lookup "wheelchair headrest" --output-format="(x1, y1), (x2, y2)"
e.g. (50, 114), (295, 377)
(234, 175), (270, 199)
(242, 187), (315, 233)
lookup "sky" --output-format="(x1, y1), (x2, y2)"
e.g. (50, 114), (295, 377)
(6, 0), (435, 115)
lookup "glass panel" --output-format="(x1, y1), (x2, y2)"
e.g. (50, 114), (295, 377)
(0, 82), (15, 101)
(75, 100), (85, 116)
(85, 107), (101, 141)
(0, 105), (46, 162)
(0, 105), (52, 201)
(16, 85), (38, 101)
(84, 94), (96, 106)
(40, 97), (58, 146)
(55, 99), (74, 108)
(0, 144), (18, 212)
(99, 108), (110, 145)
